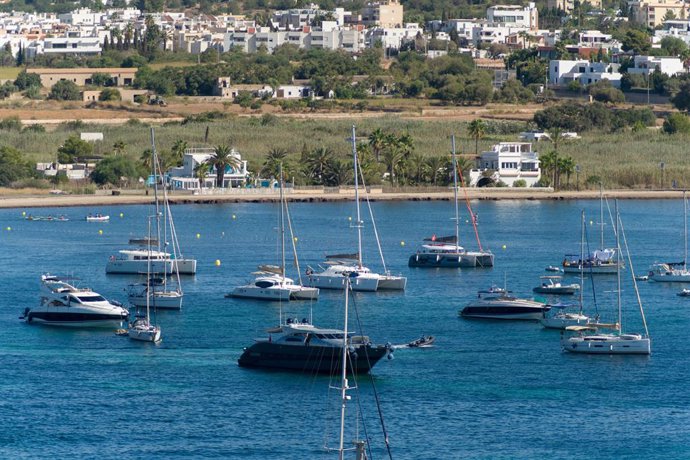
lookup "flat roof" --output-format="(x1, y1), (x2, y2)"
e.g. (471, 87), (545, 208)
(29, 68), (138, 75)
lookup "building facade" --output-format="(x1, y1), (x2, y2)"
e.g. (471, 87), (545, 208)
(469, 142), (541, 187)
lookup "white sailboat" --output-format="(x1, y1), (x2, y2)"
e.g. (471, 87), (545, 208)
(408, 134), (494, 268)
(562, 202), (651, 355)
(128, 128), (184, 310)
(648, 191), (690, 282)
(128, 215), (162, 343)
(562, 185), (623, 274)
(308, 125), (406, 292)
(542, 210), (593, 329)
(230, 167), (319, 301)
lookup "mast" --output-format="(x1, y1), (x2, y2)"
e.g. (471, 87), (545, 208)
(451, 135), (460, 252)
(351, 125), (363, 268)
(615, 200), (621, 334)
(599, 182), (600, 250)
(146, 215), (152, 325)
(338, 275), (351, 460)
(279, 164), (286, 281)
(684, 191), (687, 271)
(579, 210), (585, 316)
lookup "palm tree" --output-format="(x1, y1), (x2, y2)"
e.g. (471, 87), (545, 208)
(113, 141), (125, 156)
(455, 155), (473, 185)
(467, 119), (487, 157)
(425, 156), (446, 186)
(368, 128), (387, 162)
(207, 144), (240, 188)
(139, 148), (153, 170)
(304, 147), (335, 185)
(170, 139), (187, 167)
(559, 155), (576, 188)
(408, 152), (427, 184)
(260, 147), (289, 179)
(546, 127), (565, 188)
(538, 150), (558, 188)
(325, 158), (352, 186)
(382, 145), (404, 185)
(194, 161), (209, 189)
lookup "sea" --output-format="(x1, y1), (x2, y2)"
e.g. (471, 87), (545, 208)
(1, 198), (689, 460)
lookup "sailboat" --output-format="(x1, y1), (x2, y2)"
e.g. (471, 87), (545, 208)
(541, 210), (593, 329)
(107, 129), (197, 276)
(562, 185), (622, 274)
(229, 167), (319, 301)
(408, 134), (494, 268)
(648, 191), (690, 282)
(128, 215), (162, 343)
(237, 274), (391, 372)
(127, 128), (184, 310)
(562, 202), (651, 355)
(307, 125), (406, 292)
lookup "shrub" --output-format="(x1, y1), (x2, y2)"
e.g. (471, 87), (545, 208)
(98, 88), (121, 101)
(662, 112), (690, 134)
(567, 80), (583, 92)
(588, 80), (625, 104)
(23, 124), (45, 133)
(0, 116), (22, 131)
(90, 156), (143, 186)
(48, 80), (81, 101)
(57, 135), (93, 163)
(513, 179), (527, 187)
(14, 70), (41, 90)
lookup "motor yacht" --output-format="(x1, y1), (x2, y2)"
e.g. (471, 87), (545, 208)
(532, 276), (579, 295)
(21, 274), (129, 328)
(460, 288), (550, 320)
(238, 318), (391, 374)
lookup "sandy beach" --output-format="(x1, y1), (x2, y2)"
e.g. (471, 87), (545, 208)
(0, 187), (686, 209)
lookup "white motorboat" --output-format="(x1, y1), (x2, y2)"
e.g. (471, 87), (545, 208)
(308, 126), (406, 292)
(230, 168), (319, 301)
(86, 214), (109, 222)
(648, 191), (690, 282)
(409, 135), (493, 269)
(562, 202), (651, 355)
(21, 274), (129, 328)
(532, 276), (579, 295)
(678, 289), (690, 297)
(460, 286), (550, 321)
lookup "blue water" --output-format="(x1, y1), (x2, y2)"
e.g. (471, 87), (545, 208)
(1, 199), (689, 459)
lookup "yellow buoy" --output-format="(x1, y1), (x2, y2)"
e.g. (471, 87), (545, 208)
(590, 220), (593, 225)
(232, 214), (236, 219)
(293, 237), (298, 242)
(196, 233), (201, 239)
(22, 211), (26, 216)
(502, 244), (507, 250)
(400, 241), (405, 246)
(98, 229), (103, 235)
(348, 216), (352, 221)
(120, 213), (124, 218)
(6, 226), (11, 231)
(215, 259), (221, 266)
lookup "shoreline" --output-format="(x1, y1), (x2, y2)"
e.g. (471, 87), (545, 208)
(0, 188), (686, 209)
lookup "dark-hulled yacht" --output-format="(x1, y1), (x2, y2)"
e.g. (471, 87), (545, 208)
(238, 318), (391, 374)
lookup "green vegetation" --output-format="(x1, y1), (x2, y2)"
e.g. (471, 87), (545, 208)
(48, 80), (81, 101)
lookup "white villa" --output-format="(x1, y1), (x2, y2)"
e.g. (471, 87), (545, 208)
(469, 142), (540, 187)
(549, 59), (623, 87)
(167, 147), (250, 191)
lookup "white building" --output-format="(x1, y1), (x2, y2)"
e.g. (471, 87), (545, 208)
(549, 60), (623, 87)
(167, 147), (250, 190)
(486, 3), (538, 29)
(469, 142), (541, 187)
(626, 55), (686, 77)
(365, 23), (421, 49)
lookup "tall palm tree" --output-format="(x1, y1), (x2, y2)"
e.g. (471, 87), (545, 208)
(368, 128), (387, 162)
(194, 161), (209, 189)
(304, 147), (335, 185)
(559, 155), (576, 188)
(382, 146), (404, 185)
(139, 148), (153, 170)
(538, 150), (558, 188)
(207, 144), (240, 188)
(260, 147), (289, 179)
(325, 158), (352, 186)
(468, 119), (487, 156)
(408, 152), (427, 184)
(425, 155), (446, 186)
(170, 139), (187, 167)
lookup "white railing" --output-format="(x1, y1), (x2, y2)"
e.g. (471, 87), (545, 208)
(193, 187), (290, 196)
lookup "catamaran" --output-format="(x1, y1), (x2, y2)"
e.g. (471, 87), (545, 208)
(308, 125), (406, 292)
(648, 191), (690, 282)
(409, 134), (493, 268)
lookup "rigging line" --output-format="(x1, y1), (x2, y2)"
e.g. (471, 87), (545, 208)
(618, 215), (650, 337)
(455, 147), (484, 252)
(350, 291), (394, 460)
(283, 187), (304, 286)
(583, 214), (599, 316)
(357, 161), (388, 274)
(354, 381), (375, 460)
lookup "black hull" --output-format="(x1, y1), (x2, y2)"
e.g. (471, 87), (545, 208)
(408, 253), (494, 268)
(460, 305), (549, 320)
(26, 311), (128, 324)
(238, 342), (388, 374)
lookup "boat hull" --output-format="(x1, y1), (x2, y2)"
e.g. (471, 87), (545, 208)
(409, 251), (494, 268)
(377, 275), (407, 291)
(128, 327), (161, 342)
(562, 335), (651, 355)
(308, 275), (379, 292)
(563, 263), (620, 274)
(25, 311), (127, 328)
(532, 287), (577, 295)
(460, 304), (549, 321)
(128, 292), (183, 310)
(238, 342), (388, 374)
(648, 273), (690, 282)
(106, 259), (196, 275)
(229, 286), (319, 301)
(541, 314), (590, 329)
